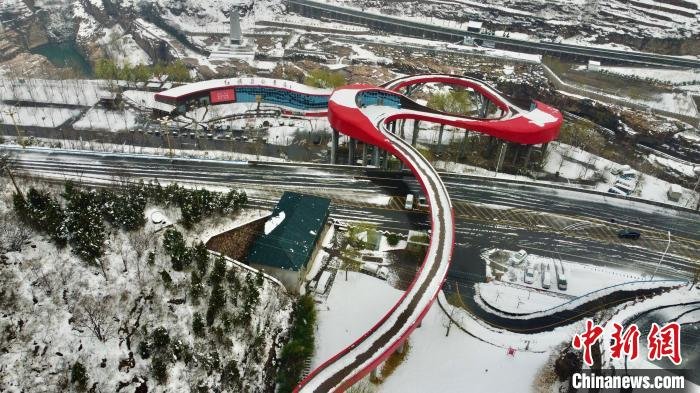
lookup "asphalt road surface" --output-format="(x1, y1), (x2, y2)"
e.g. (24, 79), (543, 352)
(5, 147), (698, 285)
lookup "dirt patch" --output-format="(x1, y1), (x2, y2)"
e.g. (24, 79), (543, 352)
(205, 216), (268, 262)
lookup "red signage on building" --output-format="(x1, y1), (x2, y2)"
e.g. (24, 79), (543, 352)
(210, 88), (236, 104)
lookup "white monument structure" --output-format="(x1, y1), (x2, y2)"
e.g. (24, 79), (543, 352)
(209, 5), (255, 61)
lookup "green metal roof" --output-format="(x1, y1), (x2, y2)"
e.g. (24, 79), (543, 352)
(247, 192), (330, 271)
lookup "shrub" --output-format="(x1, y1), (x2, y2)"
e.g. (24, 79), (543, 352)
(206, 283), (226, 326)
(71, 361), (88, 390)
(277, 295), (316, 393)
(160, 270), (173, 287)
(162, 229), (190, 271)
(192, 313), (205, 338)
(386, 233), (400, 246)
(138, 339), (151, 359)
(190, 271), (205, 302)
(151, 327), (170, 351)
(99, 186), (147, 230)
(208, 254), (226, 286)
(192, 242), (209, 275)
(63, 184), (105, 263)
(151, 355), (169, 384)
(221, 360), (241, 389)
(14, 188), (67, 247)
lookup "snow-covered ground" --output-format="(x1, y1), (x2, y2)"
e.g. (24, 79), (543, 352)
(597, 66), (700, 85)
(73, 107), (139, 132)
(311, 271), (402, 369)
(98, 24), (152, 67)
(0, 103), (81, 127)
(0, 78), (113, 106)
(312, 271), (562, 392)
(377, 301), (551, 393)
(477, 282), (567, 314)
(543, 142), (699, 208)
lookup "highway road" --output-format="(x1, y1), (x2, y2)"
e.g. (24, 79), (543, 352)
(289, 0), (700, 69)
(5, 147), (698, 282)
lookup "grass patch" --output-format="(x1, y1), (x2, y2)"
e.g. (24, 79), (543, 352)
(370, 340), (411, 384)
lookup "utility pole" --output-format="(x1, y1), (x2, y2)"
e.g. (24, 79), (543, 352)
(693, 166), (700, 211)
(650, 231), (671, 281)
(3, 108), (24, 147)
(160, 117), (174, 158)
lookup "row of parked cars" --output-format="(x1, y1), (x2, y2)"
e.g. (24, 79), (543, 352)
(608, 165), (637, 196)
(511, 250), (567, 290)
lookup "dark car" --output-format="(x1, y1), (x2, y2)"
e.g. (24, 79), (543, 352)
(618, 229), (641, 239)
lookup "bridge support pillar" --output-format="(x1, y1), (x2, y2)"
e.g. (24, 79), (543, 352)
(397, 340), (406, 354)
(373, 145), (380, 167)
(331, 128), (339, 165)
(361, 142), (367, 166)
(437, 124), (444, 151)
(495, 142), (507, 173)
(411, 120), (419, 146)
(523, 145), (533, 169)
(511, 143), (521, 166)
(348, 138), (356, 165)
(382, 151), (389, 170)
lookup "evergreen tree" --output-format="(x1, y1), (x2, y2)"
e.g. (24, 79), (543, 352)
(190, 271), (204, 302)
(63, 185), (105, 263)
(151, 355), (169, 384)
(206, 283), (226, 326)
(151, 327), (170, 352)
(162, 228), (190, 271)
(208, 254), (226, 286)
(192, 313), (205, 337)
(192, 242), (209, 276)
(14, 188), (68, 247)
(99, 186), (147, 230)
(221, 360), (241, 390)
(71, 361), (88, 390)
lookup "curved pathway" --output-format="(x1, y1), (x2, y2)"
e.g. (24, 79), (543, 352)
(295, 77), (561, 392)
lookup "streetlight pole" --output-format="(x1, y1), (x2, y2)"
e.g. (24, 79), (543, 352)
(650, 230), (671, 281)
(693, 166), (700, 211)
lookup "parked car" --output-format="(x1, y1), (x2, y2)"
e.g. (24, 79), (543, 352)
(509, 249), (528, 265)
(618, 229), (641, 239)
(404, 194), (414, 210)
(524, 266), (535, 284)
(619, 170), (636, 180)
(610, 164), (631, 175)
(557, 274), (568, 290)
(608, 187), (628, 196)
(542, 268), (551, 289)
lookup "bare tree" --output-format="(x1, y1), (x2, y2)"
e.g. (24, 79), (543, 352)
(128, 230), (152, 286)
(0, 212), (31, 252)
(0, 151), (23, 198)
(71, 295), (118, 342)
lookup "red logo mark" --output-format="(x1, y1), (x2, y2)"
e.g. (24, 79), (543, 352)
(610, 322), (640, 361)
(647, 322), (682, 365)
(572, 319), (604, 366)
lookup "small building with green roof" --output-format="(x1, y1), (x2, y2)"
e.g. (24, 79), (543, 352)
(247, 191), (331, 290)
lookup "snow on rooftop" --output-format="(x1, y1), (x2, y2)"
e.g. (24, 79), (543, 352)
(157, 77), (332, 99)
(264, 210), (285, 235)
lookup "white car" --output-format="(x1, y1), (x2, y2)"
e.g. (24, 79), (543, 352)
(524, 266), (535, 284)
(509, 249), (528, 265)
(542, 269), (551, 289)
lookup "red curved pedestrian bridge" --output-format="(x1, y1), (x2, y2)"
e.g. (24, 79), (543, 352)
(156, 75), (562, 392)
